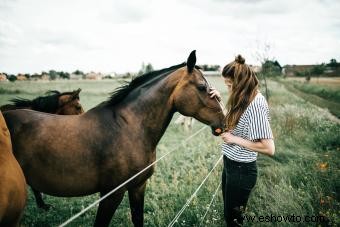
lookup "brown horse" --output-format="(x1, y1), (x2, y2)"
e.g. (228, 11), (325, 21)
(1, 88), (84, 210)
(4, 51), (225, 226)
(0, 88), (84, 115)
(0, 111), (27, 227)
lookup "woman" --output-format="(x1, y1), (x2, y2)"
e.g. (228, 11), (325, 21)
(210, 55), (275, 226)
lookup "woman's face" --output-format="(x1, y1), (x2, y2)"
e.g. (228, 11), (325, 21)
(224, 77), (233, 91)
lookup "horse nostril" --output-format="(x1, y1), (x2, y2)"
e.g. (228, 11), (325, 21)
(215, 128), (222, 134)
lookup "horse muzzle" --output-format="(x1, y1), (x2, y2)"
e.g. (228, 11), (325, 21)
(211, 126), (224, 136)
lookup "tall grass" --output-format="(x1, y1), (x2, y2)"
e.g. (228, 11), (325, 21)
(291, 82), (340, 104)
(246, 81), (339, 226)
(279, 80), (340, 118)
(0, 79), (338, 226)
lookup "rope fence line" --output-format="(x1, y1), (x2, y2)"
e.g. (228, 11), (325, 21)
(167, 154), (223, 227)
(199, 181), (222, 226)
(58, 125), (208, 227)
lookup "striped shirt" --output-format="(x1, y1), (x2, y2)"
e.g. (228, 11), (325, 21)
(222, 93), (273, 163)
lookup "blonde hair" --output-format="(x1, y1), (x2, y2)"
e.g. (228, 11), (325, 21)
(222, 55), (259, 130)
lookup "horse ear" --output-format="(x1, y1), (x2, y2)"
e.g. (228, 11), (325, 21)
(71, 88), (81, 100)
(187, 50), (196, 73)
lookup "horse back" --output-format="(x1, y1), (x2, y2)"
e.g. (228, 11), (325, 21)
(3, 109), (48, 135)
(2, 109), (105, 196)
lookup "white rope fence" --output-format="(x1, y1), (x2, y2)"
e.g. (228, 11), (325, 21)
(199, 181), (222, 226)
(167, 154), (223, 227)
(58, 125), (208, 227)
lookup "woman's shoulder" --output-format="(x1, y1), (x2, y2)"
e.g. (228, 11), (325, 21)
(245, 93), (269, 116)
(241, 93), (271, 124)
(250, 93), (268, 107)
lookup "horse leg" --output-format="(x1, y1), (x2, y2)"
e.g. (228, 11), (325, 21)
(128, 182), (147, 227)
(32, 187), (50, 211)
(94, 190), (125, 227)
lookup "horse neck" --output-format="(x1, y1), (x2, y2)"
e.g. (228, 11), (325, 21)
(115, 73), (181, 147)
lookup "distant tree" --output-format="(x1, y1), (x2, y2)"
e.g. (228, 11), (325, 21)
(48, 70), (59, 80)
(123, 72), (132, 79)
(328, 59), (338, 67)
(73, 70), (84, 75)
(103, 75), (113, 79)
(252, 40), (275, 101)
(311, 64), (326, 75)
(31, 73), (42, 80)
(8, 75), (17, 82)
(138, 62), (154, 76)
(295, 71), (304, 77)
(261, 60), (282, 76)
(198, 64), (220, 71)
(24, 73), (30, 79)
(137, 63), (145, 76)
(59, 71), (70, 79)
(145, 63), (153, 73)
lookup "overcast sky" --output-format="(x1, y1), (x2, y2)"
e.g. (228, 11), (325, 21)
(0, 0), (339, 74)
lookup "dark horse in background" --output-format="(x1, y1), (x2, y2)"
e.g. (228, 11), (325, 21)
(0, 88), (84, 115)
(4, 51), (225, 227)
(1, 88), (84, 211)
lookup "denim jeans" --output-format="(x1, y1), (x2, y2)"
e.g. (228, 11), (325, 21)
(222, 156), (257, 227)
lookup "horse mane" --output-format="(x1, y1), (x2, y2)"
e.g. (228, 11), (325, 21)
(104, 62), (188, 107)
(9, 90), (74, 113)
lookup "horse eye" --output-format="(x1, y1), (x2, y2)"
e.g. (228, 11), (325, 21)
(197, 84), (207, 92)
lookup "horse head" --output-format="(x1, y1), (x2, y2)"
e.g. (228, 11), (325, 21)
(56, 88), (84, 115)
(172, 50), (226, 136)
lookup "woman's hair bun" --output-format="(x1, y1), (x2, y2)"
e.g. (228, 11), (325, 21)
(235, 55), (245, 64)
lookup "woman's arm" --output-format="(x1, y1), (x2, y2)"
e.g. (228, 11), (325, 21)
(221, 132), (275, 156)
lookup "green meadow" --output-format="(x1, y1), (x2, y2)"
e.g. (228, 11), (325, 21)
(0, 77), (339, 226)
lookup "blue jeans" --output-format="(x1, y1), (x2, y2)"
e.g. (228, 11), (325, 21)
(222, 156), (257, 226)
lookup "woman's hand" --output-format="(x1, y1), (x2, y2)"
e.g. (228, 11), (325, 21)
(209, 87), (221, 101)
(221, 132), (275, 156)
(221, 132), (236, 144)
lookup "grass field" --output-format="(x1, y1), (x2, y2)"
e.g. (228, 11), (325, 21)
(280, 77), (340, 118)
(284, 77), (340, 103)
(285, 77), (340, 89)
(0, 77), (339, 226)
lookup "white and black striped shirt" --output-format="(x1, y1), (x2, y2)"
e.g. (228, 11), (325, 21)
(222, 93), (273, 163)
